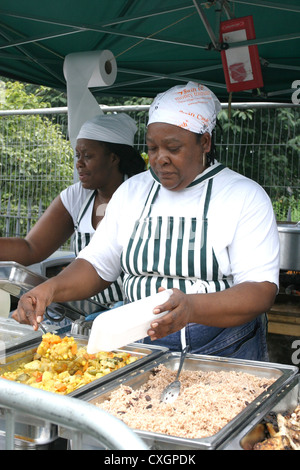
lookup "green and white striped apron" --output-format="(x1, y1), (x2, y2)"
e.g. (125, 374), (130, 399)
(74, 190), (124, 308)
(121, 164), (268, 360)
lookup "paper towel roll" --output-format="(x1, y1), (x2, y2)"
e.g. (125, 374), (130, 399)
(63, 50), (117, 151)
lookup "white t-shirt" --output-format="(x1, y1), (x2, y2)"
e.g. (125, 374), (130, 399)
(60, 182), (95, 234)
(78, 164), (280, 289)
(60, 182), (125, 306)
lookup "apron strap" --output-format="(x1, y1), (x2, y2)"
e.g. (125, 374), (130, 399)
(140, 180), (160, 219)
(74, 190), (97, 230)
(200, 178), (213, 280)
(180, 327), (186, 350)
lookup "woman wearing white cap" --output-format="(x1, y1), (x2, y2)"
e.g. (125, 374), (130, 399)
(15, 83), (279, 360)
(3, 113), (145, 314)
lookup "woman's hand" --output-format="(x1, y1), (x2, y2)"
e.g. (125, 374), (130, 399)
(12, 282), (55, 331)
(12, 259), (111, 331)
(147, 281), (278, 341)
(147, 287), (194, 340)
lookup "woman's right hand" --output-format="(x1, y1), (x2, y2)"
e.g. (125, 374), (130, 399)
(12, 282), (54, 331)
(12, 259), (111, 331)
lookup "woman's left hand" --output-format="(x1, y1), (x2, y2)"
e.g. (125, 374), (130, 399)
(147, 287), (194, 340)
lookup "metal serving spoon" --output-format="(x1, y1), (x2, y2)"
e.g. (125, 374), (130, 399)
(160, 346), (188, 404)
(38, 322), (47, 334)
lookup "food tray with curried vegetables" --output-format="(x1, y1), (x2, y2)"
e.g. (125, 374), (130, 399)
(1, 333), (136, 395)
(0, 332), (167, 446)
(0, 333), (167, 396)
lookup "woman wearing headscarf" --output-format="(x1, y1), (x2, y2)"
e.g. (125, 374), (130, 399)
(3, 113), (145, 312)
(15, 82), (279, 361)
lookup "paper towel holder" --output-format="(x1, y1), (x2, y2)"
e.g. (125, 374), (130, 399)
(105, 59), (113, 76)
(63, 49), (118, 151)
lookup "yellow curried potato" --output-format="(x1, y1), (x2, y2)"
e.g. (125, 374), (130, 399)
(1, 333), (138, 394)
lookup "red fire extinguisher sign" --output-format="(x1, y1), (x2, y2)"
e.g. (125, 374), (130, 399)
(220, 16), (263, 93)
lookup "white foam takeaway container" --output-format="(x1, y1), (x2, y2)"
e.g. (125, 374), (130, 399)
(87, 289), (173, 353)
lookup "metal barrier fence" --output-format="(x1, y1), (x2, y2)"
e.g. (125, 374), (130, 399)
(0, 103), (299, 246)
(0, 378), (146, 450)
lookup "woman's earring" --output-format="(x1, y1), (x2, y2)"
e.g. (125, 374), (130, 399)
(203, 153), (206, 167)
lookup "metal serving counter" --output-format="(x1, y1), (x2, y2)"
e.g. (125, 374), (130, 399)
(0, 335), (167, 447)
(59, 351), (298, 450)
(0, 379), (147, 450)
(0, 261), (298, 450)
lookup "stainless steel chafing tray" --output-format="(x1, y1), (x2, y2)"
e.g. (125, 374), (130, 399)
(61, 352), (298, 450)
(0, 334), (167, 446)
(0, 334), (167, 397)
(219, 373), (300, 450)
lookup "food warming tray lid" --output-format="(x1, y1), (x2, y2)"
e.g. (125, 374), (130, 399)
(0, 318), (57, 355)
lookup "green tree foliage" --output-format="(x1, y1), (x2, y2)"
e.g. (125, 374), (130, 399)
(0, 80), (73, 236)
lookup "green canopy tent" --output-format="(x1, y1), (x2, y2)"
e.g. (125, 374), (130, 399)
(1, 0), (300, 103)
